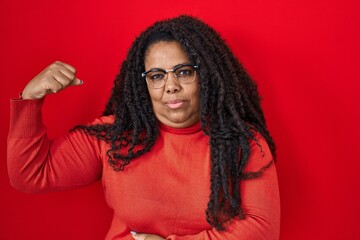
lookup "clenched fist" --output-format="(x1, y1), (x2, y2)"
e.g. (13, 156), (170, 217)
(21, 61), (83, 99)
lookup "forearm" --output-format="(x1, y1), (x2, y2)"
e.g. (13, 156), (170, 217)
(167, 165), (280, 240)
(167, 216), (277, 240)
(167, 135), (280, 240)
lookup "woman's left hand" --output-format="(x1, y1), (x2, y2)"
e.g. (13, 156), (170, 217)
(131, 231), (165, 240)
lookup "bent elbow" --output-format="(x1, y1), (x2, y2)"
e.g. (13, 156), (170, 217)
(8, 172), (45, 194)
(7, 164), (47, 194)
(9, 178), (33, 193)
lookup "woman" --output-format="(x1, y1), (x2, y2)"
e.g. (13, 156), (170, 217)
(7, 15), (280, 239)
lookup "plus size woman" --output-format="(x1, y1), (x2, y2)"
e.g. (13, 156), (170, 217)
(8, 15), (280, 240)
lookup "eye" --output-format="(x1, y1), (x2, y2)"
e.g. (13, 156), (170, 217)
(148, 72), (165, 81)
(176, 67), (194, 77)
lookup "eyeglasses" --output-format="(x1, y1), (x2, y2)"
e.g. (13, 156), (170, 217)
(141, 64), (199, 89)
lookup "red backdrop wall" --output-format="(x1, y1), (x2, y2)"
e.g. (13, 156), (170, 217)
(1, 0), (359, 239)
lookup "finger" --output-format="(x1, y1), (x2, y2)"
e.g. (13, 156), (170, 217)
(53, 63), (83, 86)
(54, 78), (64, 90)
(69, 77), (84, 86)
(42, 76), (65, 94)
(45, 77), (83, 94)
(53, 62), (83, 86)
(58, 65), (76, 81)
(52, 70), (74, 89)
(54, 61), (76, 74)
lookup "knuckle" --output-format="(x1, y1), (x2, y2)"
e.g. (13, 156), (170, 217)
(44, 68), (55, 76)
(68, 66), (76, 73)
(63, 79), (71, 86)
(50, 61), (63, 70)
(47, 64), (57, 71)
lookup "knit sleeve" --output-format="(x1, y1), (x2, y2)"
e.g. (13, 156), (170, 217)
(166, 134), (280, 240)
(7, 98), (106, 193)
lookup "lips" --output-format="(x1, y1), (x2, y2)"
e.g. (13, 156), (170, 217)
(165, 99), (186, 109)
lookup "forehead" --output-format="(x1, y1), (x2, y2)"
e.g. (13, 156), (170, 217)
(144, 41), (190, 69)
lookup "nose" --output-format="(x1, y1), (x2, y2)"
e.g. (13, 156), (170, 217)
(165, 72), (181, 93)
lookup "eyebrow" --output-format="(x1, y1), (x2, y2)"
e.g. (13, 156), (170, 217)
(146, 62), (191, 72)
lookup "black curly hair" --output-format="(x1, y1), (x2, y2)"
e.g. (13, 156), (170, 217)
(74, 15), (276, 230)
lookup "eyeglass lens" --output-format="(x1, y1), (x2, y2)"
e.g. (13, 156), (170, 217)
(146, 65), (196, 88)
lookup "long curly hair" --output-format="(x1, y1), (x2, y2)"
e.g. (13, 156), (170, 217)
(75, 15), (276, 230)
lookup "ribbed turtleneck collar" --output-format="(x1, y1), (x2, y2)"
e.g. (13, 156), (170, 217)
(158, 121), (202, 134)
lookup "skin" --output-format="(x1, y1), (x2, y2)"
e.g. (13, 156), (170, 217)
(131, 232), (165, 240)
(131, 41), (202, 240)
(22, 61), (167, 240)
(22, 41), (200, 240)
(21, 61), (82, 100)
(144, 41), (201, 128)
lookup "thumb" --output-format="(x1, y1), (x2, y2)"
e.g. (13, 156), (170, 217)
(70, 77), (84, 86)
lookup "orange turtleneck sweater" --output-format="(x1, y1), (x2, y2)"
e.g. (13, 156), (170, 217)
(7, 98), (280, 240)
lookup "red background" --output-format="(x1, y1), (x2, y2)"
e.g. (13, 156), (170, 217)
(1, 0), (359, 239)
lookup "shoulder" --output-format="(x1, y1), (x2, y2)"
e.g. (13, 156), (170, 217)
(249, 132), (270, 152)
(87, 115), (115, 125)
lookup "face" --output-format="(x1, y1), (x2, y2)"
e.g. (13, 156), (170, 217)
(144, 41), (200, 128)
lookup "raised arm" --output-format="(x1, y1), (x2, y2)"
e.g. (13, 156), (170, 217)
(7, 61), (103, 193)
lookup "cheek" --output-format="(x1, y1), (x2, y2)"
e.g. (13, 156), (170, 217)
(147, 88), (163, 103)
(189, 84), (200, 103)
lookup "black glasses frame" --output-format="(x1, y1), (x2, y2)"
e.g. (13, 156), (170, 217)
(141, 64), (199, 89)
(141, 64), (199, 79)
